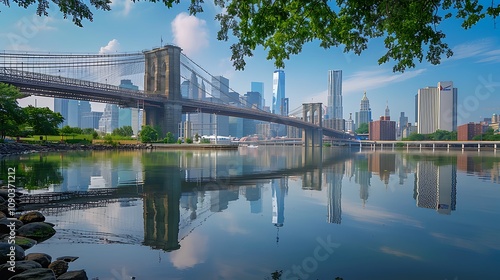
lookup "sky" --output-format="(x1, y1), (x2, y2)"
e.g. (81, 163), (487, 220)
(1, 1), (500, 125)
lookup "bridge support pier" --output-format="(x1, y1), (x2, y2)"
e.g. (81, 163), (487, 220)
(144, 104), (182, 138)
(302, 103), (323, 147)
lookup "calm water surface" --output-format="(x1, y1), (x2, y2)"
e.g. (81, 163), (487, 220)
(3, 147), (500, 280)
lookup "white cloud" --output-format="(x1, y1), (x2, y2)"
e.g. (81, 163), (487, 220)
(99, 39), (120, 54)
(110, 0), (134, 16)
(448, 38), (495, 61)
(343, 68), (426, 96)
(171, 12), (209, 56)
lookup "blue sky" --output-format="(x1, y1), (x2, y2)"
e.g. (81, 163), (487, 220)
(1, 1), (500, 125)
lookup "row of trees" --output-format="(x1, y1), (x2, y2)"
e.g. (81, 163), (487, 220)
(403, 130), (457, 141)
(1, 83), (64, 140)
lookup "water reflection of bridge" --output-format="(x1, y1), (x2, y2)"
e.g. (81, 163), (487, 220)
(16, 148), (488, 253)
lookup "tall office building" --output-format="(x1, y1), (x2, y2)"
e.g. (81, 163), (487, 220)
(199, 81), (206, 99)
(189, 71), (199, 100)
(355, 92), (372, 128)
(212, 76), (229, 100)
(327, 70), (342, 119)
(398, 112), (408, 139)
(118, 79), (140, 135)
(55, 98), (91, 128)
(98, 104), (119, 134)
(251, 82), (264, 109)
(67, 99), (80, 127)
(181, 80), (190, 98)
(54, 98), (68, 128)
(272, 70), (286, 115)
(81, 111), (103, 130)
(416, 81), (458, 134)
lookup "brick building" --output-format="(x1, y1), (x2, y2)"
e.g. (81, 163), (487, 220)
(457, 123), (487, 140)
(369, 116), (396, 140)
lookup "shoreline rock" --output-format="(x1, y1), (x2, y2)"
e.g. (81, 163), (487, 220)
(0, 142), (152, 157)
(0, 207), (89, 280)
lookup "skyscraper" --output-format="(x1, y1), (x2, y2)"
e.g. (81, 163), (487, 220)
(416, 81), (458, 134)
(272, 70), (285, 115)
(251, 82), (264, 109)
(54, 98), (68, 128)
(118, 79), (140, 135)
(189, 71), (199, 100)
(355, 91), (372, 129)
(212, 76), (229, 101)
(67, 99), (79, 127)
(398, 112), (408, 139)
(327, 70), (342, 120)
(99, 104), (119, 134)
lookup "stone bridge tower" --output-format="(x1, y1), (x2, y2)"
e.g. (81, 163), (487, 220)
(143, 45), (182, 138)
(302, 103), (323, 147)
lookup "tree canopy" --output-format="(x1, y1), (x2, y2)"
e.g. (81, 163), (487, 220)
(356, 123), (369, 134)
(23, 106), (64, 138)
(2, 0), (499, 71)
(0, 83), (25, 139)
(140, 125), (158, 143)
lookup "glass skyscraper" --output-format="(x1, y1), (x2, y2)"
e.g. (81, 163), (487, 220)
(272, 70), (285, 115)
(251, 82), (264, 109)
(327, 70), (342, 120)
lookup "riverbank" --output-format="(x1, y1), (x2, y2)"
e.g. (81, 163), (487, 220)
(0, 188), (87, 279)
(0, 142), (153, 157)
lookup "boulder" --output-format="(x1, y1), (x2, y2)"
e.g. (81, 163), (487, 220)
(25, 253), (52, 268)
(56, 270), (88, 280)
(17, 222), (56, 242)
(48, 260), (68, 277)
(56, 256), (79, 262)
(1, 235), (37, 250)
(19, 211), (45, 224)
(0, 211), (6, 219)
(0, 243), (25, 263)
(0, 260), (42, 279)
(0, 218), (24, 230)
(7, 268), (56, 280)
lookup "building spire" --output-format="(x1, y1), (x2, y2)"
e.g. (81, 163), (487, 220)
(385, 101), (390, 117)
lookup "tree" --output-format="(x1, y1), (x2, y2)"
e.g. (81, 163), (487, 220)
(112, 125), (134, 137)
(0, 83), (25, 139)
(2, 1), (499, 72)
(356, 123), (369, 134)
(140, 125), (158, 143)
(164, 132), (176, 144)
(60, 125), (83, 136)
(23, 106), (64, 139)
(82, 128), (95, 135)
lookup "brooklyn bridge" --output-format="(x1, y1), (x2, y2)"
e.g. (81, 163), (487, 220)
(0, 45), (351, 145)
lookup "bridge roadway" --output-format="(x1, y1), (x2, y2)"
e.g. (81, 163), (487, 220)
(0, 68), (350, 139)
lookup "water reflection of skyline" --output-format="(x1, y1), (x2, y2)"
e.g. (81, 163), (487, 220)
(11, 149), (500, 254)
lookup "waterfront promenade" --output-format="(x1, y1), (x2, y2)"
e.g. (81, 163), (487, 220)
(336, 140), (500, 152)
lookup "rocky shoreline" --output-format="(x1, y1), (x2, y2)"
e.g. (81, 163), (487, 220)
(1, 188), (88, 280)
(0, 142), (153, 157)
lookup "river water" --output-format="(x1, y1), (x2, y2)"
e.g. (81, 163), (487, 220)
(2, 147), (500, 279)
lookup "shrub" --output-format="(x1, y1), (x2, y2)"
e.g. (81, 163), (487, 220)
(186, 138), (193, 144)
